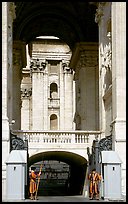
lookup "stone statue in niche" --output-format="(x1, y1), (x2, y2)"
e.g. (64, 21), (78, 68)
(102, 32), (112, 91)
(74, 112), (81, 130)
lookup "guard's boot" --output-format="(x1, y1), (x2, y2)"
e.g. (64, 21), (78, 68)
(89, 194), (93, 200)
(96, 194), (99, 200)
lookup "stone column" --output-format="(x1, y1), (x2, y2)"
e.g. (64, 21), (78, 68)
(63, 61), (74, 130)
(95, 2), (111, 137)
(31, 59), (46, 130)
(43, 62), (48, 130)
(70, 43), (99, 131)
(21, 88), (32, 130)
(111, 2), (126, 196)
(59, 61), (65, 129)
(2, 2), (16, 200)
(12, 40), (26, 130)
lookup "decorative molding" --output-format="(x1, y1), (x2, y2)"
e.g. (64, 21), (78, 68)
(10, 132), (25, 150)
(30, 58), (46, 72)
(62, 60), (73, 74)
(98, 135), (112, 152)
(21, 88), (32, 98)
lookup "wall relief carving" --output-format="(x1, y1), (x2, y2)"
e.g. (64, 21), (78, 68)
(10, 132), (26, 151)
(98, 135), (112, 152)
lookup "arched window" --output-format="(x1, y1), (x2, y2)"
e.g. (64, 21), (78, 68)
(50, 114), (58, 130)
(50, 83), (58, 98)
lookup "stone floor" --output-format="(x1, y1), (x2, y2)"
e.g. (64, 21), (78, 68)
(3, 195), (126, 202)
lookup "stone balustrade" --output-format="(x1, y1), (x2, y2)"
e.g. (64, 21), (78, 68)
(11, 130), (102, 144)
(48, 98), (60, 108)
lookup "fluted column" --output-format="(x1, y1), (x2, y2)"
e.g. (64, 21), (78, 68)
(59, 61), (65, 129)
(43, 63), (48, 130)
(111, 2), (126, 195)
(31, 59), (46, 130)
(21, 88), (32, 130)
(63, 61), (74, 130)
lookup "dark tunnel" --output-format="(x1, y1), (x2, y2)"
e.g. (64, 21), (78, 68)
(28, 151), (88, 196)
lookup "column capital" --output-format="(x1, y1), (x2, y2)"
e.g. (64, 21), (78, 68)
(30, 58), (47, 73)
(95, 2), (106, 25)
(9, 2), (16, 21)
(62, 60), (73, 74)
(21, 88), (32, 99)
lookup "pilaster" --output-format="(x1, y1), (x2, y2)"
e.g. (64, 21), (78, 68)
(2, 2), (16, 200)
(59, 61), (65, 129)
(63, 60), (74, 130)
(96, 2), (112, 137)
(31, 58), (47, 130)
(21, 88), (32, 130)
(111, 2), (126, 195)
(70, 42), (99, 130)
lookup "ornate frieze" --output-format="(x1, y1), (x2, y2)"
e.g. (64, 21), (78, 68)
(30, 58), (46, 72)
(77, 51), (98, 69)
(21, 88), (32, 98)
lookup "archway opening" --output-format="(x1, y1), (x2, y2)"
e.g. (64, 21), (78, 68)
(28, 151), (88, 196)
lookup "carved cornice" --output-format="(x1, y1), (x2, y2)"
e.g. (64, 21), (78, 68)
(21, 88), (32, 98)
(30, 58), (46, 72)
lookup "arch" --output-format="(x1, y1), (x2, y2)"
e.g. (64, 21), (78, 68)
(50, 114), (58, 130)
(13, 2), (98, 49)
(28, 151), (88, 196)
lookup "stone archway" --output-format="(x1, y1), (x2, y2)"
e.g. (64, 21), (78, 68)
(28, 151), (88, 196)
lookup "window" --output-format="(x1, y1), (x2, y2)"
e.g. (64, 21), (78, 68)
(50, 114), (58, 130)
(50, 83), (58, 98)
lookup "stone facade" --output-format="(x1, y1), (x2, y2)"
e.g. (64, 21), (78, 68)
(2, 2), (126, 200)
(21, 39), (75, 131)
